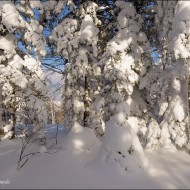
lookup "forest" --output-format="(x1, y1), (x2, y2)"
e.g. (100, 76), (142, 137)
(1, 0), (190, 189)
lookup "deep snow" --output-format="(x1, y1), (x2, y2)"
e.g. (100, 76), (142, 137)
(0, 124), (190, 189)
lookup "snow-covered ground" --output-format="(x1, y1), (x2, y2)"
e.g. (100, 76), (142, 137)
(0, 124), (190, 189)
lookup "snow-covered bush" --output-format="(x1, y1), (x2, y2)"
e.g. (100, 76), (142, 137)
(98, 114), (148, 172)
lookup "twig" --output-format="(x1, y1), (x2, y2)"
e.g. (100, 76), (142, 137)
(17, 124), (61, 170)
(55, 124), (58, 145)
(17, 152), (41, 170)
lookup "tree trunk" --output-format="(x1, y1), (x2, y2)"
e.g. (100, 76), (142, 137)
(188, 62), (190, 146)
(0, 84), (4, 139)
(0, 85), (2, 126)
(50, 95), (56, 124)
(9, 88), (16, 139)
(83, 75), (90, 128)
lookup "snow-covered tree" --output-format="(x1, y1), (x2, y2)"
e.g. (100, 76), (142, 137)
(50, 1), (101, 132)
(160, 1), (190, 148)
(139, 0), (190, 150)
(0, 1), (48, 140)
(96, 1), (151, 170)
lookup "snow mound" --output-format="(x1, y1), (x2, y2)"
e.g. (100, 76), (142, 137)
(66, 122), (98, 152)
(146, 118), (161, 150)
(173, 103), (185, 122)
(98, 116), (149, 172)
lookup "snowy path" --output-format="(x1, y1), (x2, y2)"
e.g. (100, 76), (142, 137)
(0, 125), (190, 189)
